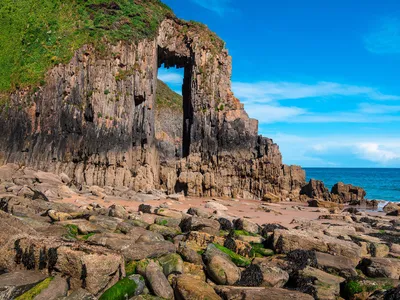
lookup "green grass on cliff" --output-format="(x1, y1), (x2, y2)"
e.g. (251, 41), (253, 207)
(0, 0), (173, 92)
(156, 79), (183, 112)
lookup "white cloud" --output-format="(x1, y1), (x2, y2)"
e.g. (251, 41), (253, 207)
(364, 17), (400, 54)
(356, 143), (400, 163)
(191, 0), (232, 16)
(232, 81), (400, 103)
(244, 104), (305, 123)
(267, 133), (400, 166)
(358, 103), (400, 114)
(157, 72), (183, 84)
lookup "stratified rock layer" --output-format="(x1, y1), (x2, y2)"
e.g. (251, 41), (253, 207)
(0, 18), (304, 199)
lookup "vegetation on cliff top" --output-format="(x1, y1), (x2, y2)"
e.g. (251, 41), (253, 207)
(0, 0), (225, 95)
(0, 0), (173, 92)
(156, 79), (183, 112)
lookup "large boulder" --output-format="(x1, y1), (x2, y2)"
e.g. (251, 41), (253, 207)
(300, 179), (331, 201)
(360, 258), (400, 279)
(180, 216), (220, 236)
(295, 266), (345, 300)
(331, 182), (366, 203)
(145, 261), (174, 299)
(203, 244), (241, 285)
(174, 274), (221, 300)
(273, 229), (362, 263)
(0, 271), (47, 299)
(214, 286), (314, 300)
(88, 233), (175, 261)
(315, 252), (357, 278)
(55, 245), (125, 295)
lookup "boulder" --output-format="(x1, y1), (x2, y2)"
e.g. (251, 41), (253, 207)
(145, 261), (174, 299)
(295, 266), (345, 300)
(0, 271), (47, 299)
(204, 244), (241, 285)
(331, 182), (366, 203)
(233, 218), (259, 234)
(218, 217), (233, 231)
(254, 260), (289, 288)
(360, 258), (400, 279)
(62, 288), (96, 300)
(180, 216), (220, 235)
(148, 224), (181, 238)
(300, 179), (331, 201)
(108, 204), (128, 219)
(155, 208), (183, 219)
(205, 201), (228, 211)
(55, 246), (125, 295)
(187, 207), (212, 219)
(154, 216), (181, 228)
(158, 253), (184, 276)
(34, 275), (69, 300)
(98, 274), (145, 300)
(383, 202), (400, 214)
(262, 192), (280, 203)
(273, 229), (362, 263)
(182, 262), (206, 281)
(307, 199), (342, 209)
(174, 274), (221, 300)
(177, 242), (203, 265)
(214, 286), (314, 300)
(88, 233), (175, 261)
(315, 252), (357, 278)
(167, 193), (185, 201)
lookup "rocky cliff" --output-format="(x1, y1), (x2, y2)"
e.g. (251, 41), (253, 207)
(0, 3), (305, 200)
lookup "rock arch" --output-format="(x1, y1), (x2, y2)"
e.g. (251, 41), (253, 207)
(0, 18), (305, 200)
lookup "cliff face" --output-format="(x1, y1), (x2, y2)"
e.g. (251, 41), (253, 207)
(0, 17), (305, 200)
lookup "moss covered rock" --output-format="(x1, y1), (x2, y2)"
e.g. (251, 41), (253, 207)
(213, 243), (251, 267)
(99, 275), (145, 300)
(158, 253), (184, 276)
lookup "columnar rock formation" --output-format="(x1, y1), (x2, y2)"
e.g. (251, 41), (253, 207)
(0, 18), (305, 199)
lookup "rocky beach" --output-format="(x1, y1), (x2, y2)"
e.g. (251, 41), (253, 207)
(0, 164), (399, 299)
(0, 0), (399, 299)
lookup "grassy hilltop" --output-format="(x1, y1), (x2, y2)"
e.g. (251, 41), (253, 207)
(0, 0), (173, 92)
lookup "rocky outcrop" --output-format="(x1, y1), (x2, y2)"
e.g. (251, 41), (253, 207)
(0, 17), (304, 200)
(301, 179), (366, 204)
(300, 179), (331, 201)
(331, 182), (366, 203)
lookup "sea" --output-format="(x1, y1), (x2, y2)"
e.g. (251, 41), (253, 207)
(304, 168), (400, 203)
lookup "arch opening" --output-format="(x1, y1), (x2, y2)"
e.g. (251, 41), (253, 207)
(155, 46), (193, 161)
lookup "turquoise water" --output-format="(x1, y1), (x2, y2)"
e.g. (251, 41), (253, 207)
(305, 168), (400, 203)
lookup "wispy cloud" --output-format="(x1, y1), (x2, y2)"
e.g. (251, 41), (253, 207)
(232, 81), (400, 103)
(232, 80), (400, 124)
(191, 0), (232, 16)
(364, 17), (400, 54)
(158, 70), (183, 84)
(244, 104), (305, 123)
(267, 133), (400, 166)
(358, 103), (400, 114)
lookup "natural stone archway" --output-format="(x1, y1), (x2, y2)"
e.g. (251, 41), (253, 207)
(0, 18), (305, 200)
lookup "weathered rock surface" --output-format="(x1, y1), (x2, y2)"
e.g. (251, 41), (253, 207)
(214, 286), (314, 300)
(174, 275), (221, 300)
(331, 182), (366, 203)
(0, 13), (305, 200)
(0, 271), (47, 299)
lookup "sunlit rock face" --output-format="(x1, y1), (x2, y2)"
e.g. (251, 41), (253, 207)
(0, 18), (305, 199)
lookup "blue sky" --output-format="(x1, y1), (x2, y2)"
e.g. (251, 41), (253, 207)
(159, 0), (400, 167)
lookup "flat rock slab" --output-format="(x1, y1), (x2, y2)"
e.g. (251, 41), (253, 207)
(214, 286), (314, 300)
(0, 271), (47, 299)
